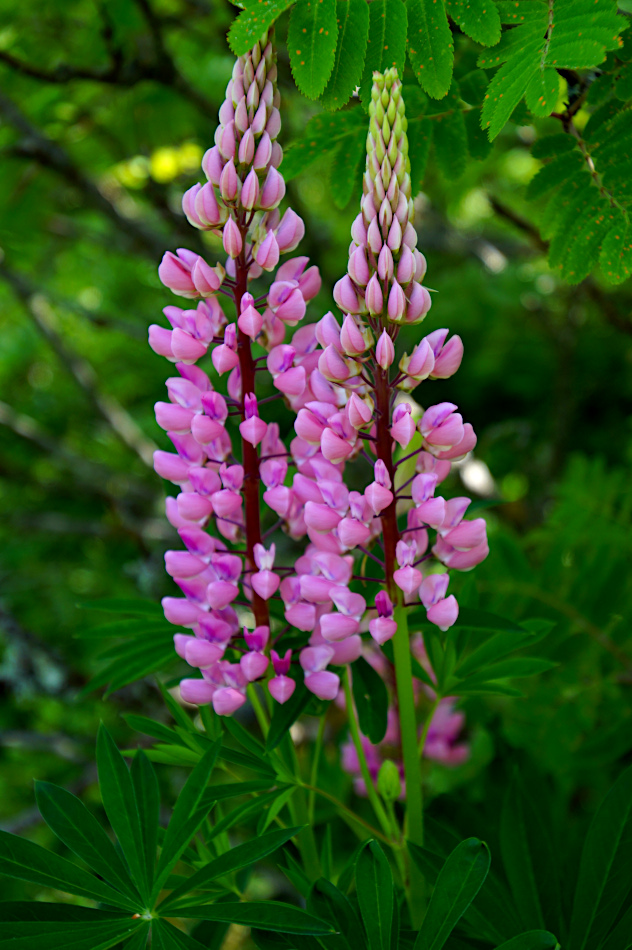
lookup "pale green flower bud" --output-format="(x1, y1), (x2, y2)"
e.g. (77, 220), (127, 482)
(377, 760), (401, 802)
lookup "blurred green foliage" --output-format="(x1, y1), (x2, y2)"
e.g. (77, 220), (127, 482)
(1, 1), (632, 946)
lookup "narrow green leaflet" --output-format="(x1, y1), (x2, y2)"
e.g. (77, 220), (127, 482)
(321, 0), (369, 110)
(500, 775), (561, 931)
(406, 0), (453, 100)
(495, 935), (559, 950)
(356, 840), (394, 950)
(228, 0), (297, 56)
(153, 740), (221, 892)
(0, 919), (146, 950)
(414, 838), (491, 950)
(480, 0), (624, 140)
(96, 723), (149, 900)
(308, 878), (362, 950)
(84, 638), (175, 696)
(206, 789), (285, 841)
(34, 782), (139, 899)
(601, 902), (632, 950)
(445, 0), (500, 46)
(288, 0), (338, 99)
(160, 826), (303, 910)
(359, 0), (408, 104)
(0, 831), (140, 912)
(152, 919), (208, 950)
(124, 923), (151, 950)
(569, 762), (632, 950)
(131, 751), (160, 887)
(199, 779), (277, 805)
(74, 619), (173, 639)
(351, 656), (389, 743)
(432, 81), (468, 180)
(175, 901), (336, 935)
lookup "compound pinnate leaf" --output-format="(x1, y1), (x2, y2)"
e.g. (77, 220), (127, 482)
(406, 0), (453, 100)
(321, 0), (369, 111)
(228, 0), (296, 56)
(288, 0), (338, 99)
(414, 838), (490, 950)
(281, 110), (365, 181)
(359, 0), (408, 104)
(480, 0), (624, 140)
(445, 0), (501, 46)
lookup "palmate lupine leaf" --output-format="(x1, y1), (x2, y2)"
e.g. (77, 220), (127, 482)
(479, 0), (624, 140)
(355, 841), (394, 950)
(413, 838), (490, 950)
(527, 104), (632, 284)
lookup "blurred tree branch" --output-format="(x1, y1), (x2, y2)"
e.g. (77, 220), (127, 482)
(0, 259), (158, 467)
(0, 0), (217, 119)
(487, 194), (632, 336)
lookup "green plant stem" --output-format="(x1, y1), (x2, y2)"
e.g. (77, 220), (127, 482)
(281, 733), (321, 882)
(393, 602), (426, 929)
(301, 782), (392, 845)
(308, 712), (327, 824)
(343, 668), (394, 842)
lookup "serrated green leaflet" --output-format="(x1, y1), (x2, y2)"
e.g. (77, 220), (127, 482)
(34, 781), (140, 899)
(600, 219), (632, 284)
(359, 0), (408, 104)
(288, 0), (338, 99)
(356, 840), (393, 950)
(445, 0), (500, 46)
(228, 0), (296, 56)
(321, 0), (369, 110)
(480, 0), (624, 140)
(406, 0), (453, 100)
(414, 838), (490, 950)
(525, 68), (560, 117)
